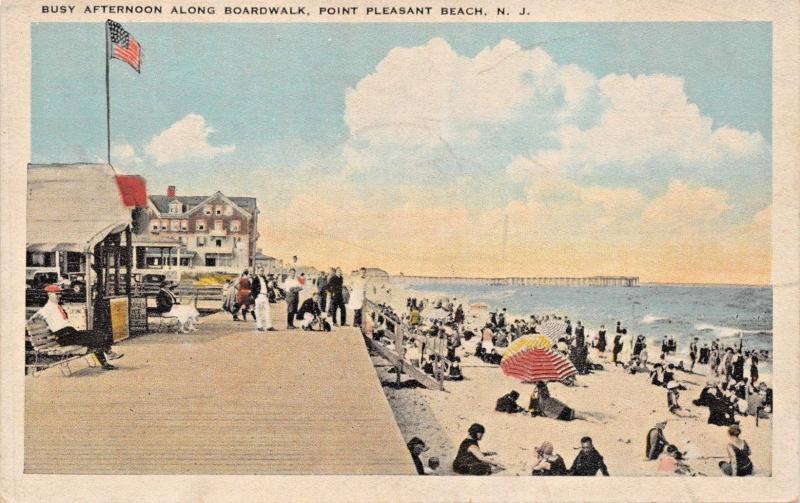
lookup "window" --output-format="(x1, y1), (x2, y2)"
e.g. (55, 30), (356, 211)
(197, 236), (206, 247)
(170, 220), (180, 231)
(180, 220), (189, 232)
(215, 205), (223, 215)
(161, 221), (168, 231)
(214, 220), (223, 232)
(215, 239), (223, 247)
(204, 205), (212, 216)
(196, 220), (206, 231)
(230, 220), (240, 232)
(26, 251), (55, 267)
(224, 205), (233, 216)
(151, 219), (160, 232)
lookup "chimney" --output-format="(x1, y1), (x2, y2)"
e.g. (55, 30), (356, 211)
(167, 185), (176, 198)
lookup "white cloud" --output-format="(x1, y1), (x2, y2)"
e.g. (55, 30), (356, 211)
(258, 38), (770, 283)
(527, 73), (768, 172)
(642, 180), (732, 229)
(111, 143), (141, 166)
(145, 114), (235, 166)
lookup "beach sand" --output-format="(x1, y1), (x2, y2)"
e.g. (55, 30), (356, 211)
(371, 347), (771, 477)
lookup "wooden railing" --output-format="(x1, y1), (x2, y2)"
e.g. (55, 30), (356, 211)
(361, 298), (446, 391)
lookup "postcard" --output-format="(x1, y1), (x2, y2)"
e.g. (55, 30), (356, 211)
(1, 0), (798, 501)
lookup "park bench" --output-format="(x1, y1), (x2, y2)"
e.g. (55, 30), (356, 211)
(25, 317), (95, 376)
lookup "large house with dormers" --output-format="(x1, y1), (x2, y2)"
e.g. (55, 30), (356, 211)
(133, 185), (259, 274)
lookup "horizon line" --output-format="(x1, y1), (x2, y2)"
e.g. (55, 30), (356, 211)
(386, 274), (770, 288)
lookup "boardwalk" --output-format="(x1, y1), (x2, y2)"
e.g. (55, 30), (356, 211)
(25, 308), (415, 475)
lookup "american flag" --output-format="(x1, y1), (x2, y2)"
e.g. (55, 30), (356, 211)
(107, 20), (141, 73)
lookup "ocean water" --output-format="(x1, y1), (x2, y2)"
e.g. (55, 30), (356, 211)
(393, 281), (773, 356)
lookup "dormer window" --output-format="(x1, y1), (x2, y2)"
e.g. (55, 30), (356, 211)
(169, 201), (182, 214)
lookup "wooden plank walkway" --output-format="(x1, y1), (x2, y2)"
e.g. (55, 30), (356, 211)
(24, 307), (415, 474)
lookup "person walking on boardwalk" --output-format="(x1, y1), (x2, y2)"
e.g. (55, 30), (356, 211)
(326, 267), (347, 326)
(232, 270), (254, 321)
(251, 265), (276, 332)
(349, 267), (368, 328)
(282, 268), (302, 329)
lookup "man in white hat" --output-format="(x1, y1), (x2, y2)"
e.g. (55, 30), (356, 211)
(32, 284), (122, 370)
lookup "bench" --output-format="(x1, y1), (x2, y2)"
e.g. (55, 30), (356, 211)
(145, 306), (182, 332)
(25, 317), (95, 376)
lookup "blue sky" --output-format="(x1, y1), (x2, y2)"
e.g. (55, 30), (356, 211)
(31, 22), (773, 282)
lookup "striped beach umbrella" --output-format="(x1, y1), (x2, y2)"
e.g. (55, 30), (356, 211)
(501, 335), (577, 383)
(539, 320), (568, 344)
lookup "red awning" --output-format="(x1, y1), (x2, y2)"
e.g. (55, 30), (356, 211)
(115, 175), (148, 208)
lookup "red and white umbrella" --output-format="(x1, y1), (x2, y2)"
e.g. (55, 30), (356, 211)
(500, 335), (577, 383)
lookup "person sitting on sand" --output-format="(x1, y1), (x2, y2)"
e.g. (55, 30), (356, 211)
(707, 390), (737, 426)
(719, 425), (753, 476)
(693, 381), (719, 407)
(452, 423), (504, 475)
(569, 437), (609, 476)
(534, 381), (575, 421)
(407, 437), (429, 475)
(667, 381), (682, 414)
(531, 441), (567, 476)
(650, 364), (665, 386)
(646, 421), (669, 460)
(528, 387), (544, 417)
(660, 363), (675, 388)
(474, 340), (486, 359)
(758, 382), (773, 414)
(448, 356), (464, 381)
(495, 390), (525, 414)
(483, 348), (502, 365)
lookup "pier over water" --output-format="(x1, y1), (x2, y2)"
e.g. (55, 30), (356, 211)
(396, 275), (640, 287)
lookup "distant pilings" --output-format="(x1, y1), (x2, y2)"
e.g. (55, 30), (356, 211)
(395, 275), (639, 287)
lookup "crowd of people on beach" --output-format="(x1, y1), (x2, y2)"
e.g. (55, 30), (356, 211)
(383, 295), (770, 477)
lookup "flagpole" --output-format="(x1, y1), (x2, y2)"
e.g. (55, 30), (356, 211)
(105, 20), (111, 165)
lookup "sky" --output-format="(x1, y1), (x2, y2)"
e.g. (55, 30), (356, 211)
(31, 22), (772, 284)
